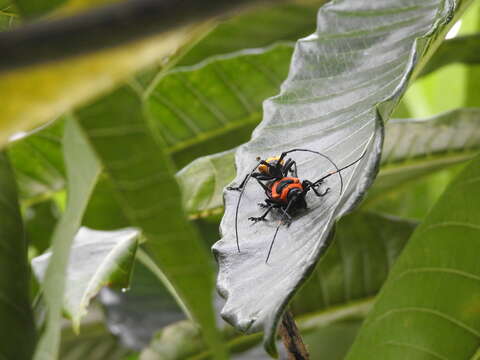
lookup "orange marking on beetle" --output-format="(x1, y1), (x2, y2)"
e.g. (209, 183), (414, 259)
(271, 177), (303, 202)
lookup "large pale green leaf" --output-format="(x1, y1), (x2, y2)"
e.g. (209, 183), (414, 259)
(213, 0), (460, 355)
(0, 152), (36, 360)
(32, 227), (139, 331)
(34, 117), (101, 360)
(141, 212), (415, 359)
(73, 85), (226, 359)
(346, 155), (480, 359)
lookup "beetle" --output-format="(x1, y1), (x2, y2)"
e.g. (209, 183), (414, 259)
(227, 148), (366, 262)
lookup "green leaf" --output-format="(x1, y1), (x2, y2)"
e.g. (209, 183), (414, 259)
(33, 117), (101, 360)
(463, 3), (480, 107)
(177, 150), (235, 216)
(0, 0), (18, 30)
(140, 321), (206, 360)
(401, 1), (480, 119)
(25, 200), (61, 255)
(291, 212), (416, 315)
(60, 317), (134, 360)
(365, 107), (480, 206)
(176, 2), (324, 67)
(74, 85), (227, 359)
(32, 227), (139, 331)
(345, 155), (480, 359)
(213, 0), (460, 355)
(146, 44), (295, 168)
(419, 33), (480, 78)
(367, 165), (463, 220)
(13, 0), (63, 17)
(302, 320), (363, 360)
(9, 119), (65, 203)
(82, 174), (130, 230)
(0, 152), (36, 360)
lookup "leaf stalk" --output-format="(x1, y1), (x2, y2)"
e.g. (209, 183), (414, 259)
(278, 310), (310, 360)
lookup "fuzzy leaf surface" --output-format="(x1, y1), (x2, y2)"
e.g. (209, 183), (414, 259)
(212, 0), (457, 354)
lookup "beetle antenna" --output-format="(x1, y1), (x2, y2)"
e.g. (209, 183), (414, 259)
(308, 147), (368, 195)
(284, 148), (343, 196)
(233, 160), (262, 252)
(265, 198), (294, 263)
(265, 221), (282, 264)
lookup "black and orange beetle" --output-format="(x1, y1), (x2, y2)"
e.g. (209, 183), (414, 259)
(228, 148), (366, 262)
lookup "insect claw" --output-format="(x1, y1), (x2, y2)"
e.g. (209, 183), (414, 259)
(258, 203), (269, 208)
(249, 216), (265, 223)
(320, 187), (330, 196)
(227, 186), (241, 191)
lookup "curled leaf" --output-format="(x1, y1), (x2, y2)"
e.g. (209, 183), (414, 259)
(212, 0), (457, 355)
(32, 227), (139, 332)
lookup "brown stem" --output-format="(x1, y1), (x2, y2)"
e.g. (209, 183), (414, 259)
(278, 310), (310, 360)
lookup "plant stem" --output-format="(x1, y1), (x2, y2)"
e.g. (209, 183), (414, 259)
(278, 310), (310, 360)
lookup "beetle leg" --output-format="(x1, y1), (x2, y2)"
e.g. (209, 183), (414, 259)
(249, 205), (274, 223)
